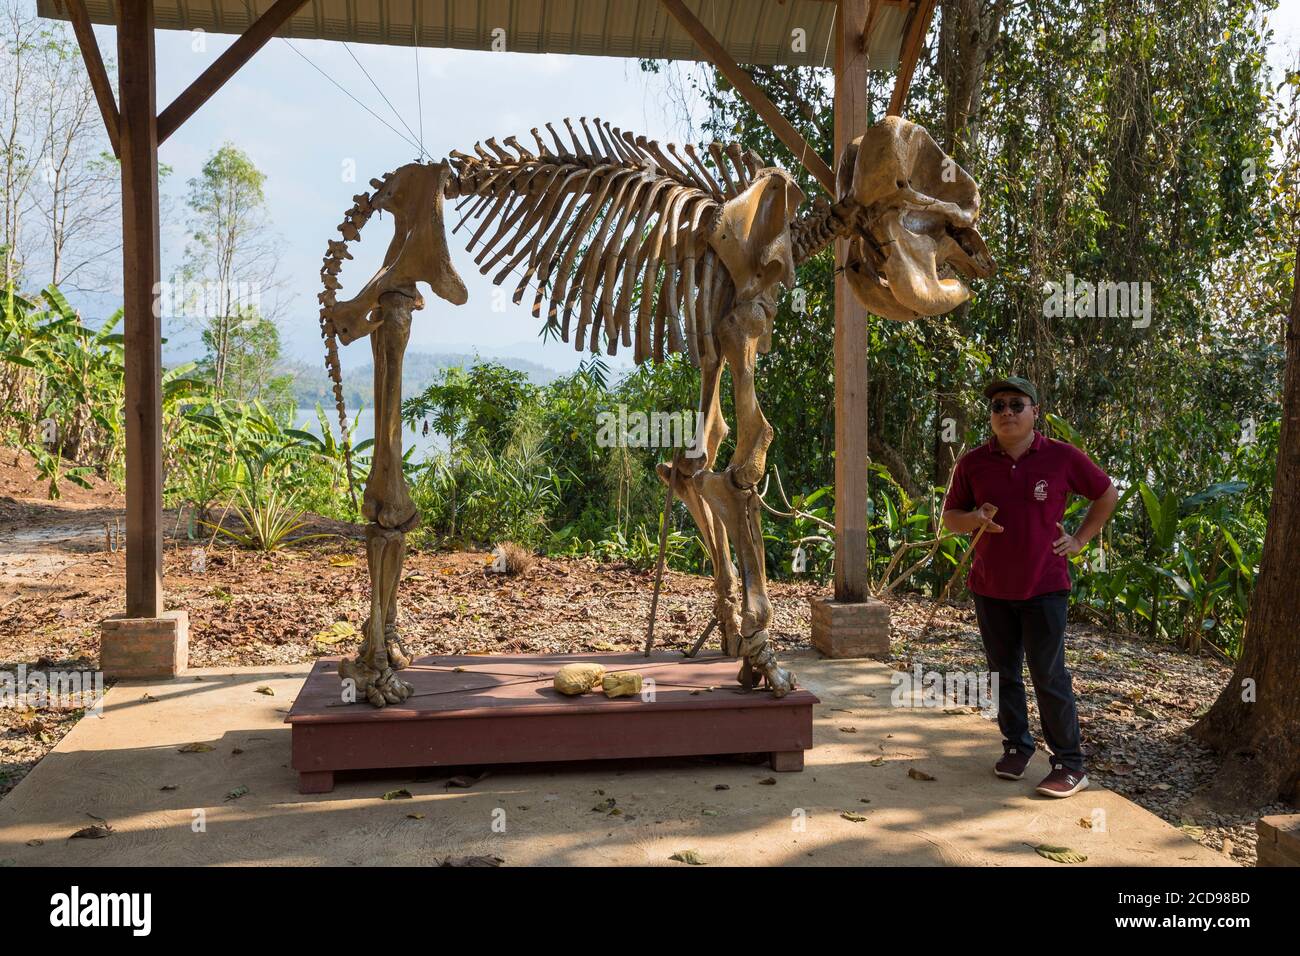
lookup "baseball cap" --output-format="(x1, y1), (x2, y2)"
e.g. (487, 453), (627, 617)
(983, 376), (1039, 405)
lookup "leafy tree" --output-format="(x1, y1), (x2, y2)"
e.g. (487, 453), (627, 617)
(182, 142), (285, 400)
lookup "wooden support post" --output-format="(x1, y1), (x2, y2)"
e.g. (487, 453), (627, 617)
(118, 0), (163, 620)
(833, 0), (871, 603)
(814, 0), (890, 659)
(658, 0), (836, 194)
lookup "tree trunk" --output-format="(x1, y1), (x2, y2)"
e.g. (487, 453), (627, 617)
(932, 0), (1005, 485)
(1190, 242), (1300, 810)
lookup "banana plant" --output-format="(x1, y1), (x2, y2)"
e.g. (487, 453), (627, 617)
(1135, 478), (1252, 647)
(285, 402), (374, 510)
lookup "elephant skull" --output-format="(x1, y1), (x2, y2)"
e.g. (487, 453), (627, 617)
(839, 116), (994, 322)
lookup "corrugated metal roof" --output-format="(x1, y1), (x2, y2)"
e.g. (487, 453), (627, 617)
(38, 0), (911, 70)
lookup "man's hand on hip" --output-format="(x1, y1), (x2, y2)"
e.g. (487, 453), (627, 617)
(1052, 521), (1083, 556)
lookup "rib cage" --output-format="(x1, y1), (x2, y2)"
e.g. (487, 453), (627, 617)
(443, 117), (771, 366)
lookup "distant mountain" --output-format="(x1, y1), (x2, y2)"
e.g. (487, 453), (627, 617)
(287, 351), (561, 408)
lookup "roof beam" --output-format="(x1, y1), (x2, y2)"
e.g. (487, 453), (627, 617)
(658, 0), (836, 195)
(888, 0), (936, 116)
(157, 0), (310, 144)
(63, 0), (119, 158)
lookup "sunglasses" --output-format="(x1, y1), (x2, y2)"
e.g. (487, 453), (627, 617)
(990, 398), (1032, 414)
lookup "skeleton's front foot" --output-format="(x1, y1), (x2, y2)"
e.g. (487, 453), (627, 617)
(760, 658), (797, 698)
(739, 632), (796, 698)
(339, 655), (413, 708)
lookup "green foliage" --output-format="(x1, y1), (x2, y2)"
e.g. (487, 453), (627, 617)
(167, 398), (367, 531)
(201, 483), (329, 552)
(0, 285), (126, 478)
(630, 0), (1291, 658)
(182, 142), (285, 404)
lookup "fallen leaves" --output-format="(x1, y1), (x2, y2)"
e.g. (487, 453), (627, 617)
(313, 621), (357, 645)
(1032, 843), (1087, 864)
(670, 849), (706, 865)
(440, 855), (503, 867)
(1180, 819), (1206, 840)
(69, 824), (112, 839)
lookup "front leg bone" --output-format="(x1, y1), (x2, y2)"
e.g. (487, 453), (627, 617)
(341, 293), (420, 707)
(362, 292), (420, 531)
(691, 300), (796, 697)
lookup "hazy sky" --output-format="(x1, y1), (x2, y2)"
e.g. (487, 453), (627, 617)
(62, 4), (1300, 383)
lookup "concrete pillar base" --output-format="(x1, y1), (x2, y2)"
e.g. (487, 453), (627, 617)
(1257, 815), (1300, 867)
(100, 610), (188, 679)
(810, 597), (889, 659)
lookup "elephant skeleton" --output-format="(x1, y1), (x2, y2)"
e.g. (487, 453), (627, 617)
(317, 115), (992, 707)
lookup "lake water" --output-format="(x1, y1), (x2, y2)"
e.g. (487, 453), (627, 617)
(294, 407), (446, 462)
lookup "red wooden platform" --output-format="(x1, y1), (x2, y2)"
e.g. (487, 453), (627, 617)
(286, 652), (819, 793)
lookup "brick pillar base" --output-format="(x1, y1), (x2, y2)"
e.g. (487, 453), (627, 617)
(100, 610), (188, 679)
(810, 597), (889, 659)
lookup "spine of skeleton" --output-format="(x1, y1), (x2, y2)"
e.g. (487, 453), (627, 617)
(318, 181), (385, 513)
(790, 195), (861, 266)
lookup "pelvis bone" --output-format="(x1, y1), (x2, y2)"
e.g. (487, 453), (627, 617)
(331, 161), (469, 345)
(838, 116), (994, 321)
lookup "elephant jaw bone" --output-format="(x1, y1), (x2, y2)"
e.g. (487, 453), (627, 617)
(836, 116), (994, 320)
(330, 161), (469, 345)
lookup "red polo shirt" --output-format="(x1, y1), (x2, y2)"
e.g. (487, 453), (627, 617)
(943, 431), (1112, 600)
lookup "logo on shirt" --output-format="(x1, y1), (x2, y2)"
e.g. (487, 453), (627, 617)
(1034, 479), (1049, 502)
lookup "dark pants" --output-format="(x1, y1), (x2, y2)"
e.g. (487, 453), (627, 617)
(972, 589), (1084, 772)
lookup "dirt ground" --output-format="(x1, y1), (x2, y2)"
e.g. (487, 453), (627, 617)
(0, 444), (1290, 864)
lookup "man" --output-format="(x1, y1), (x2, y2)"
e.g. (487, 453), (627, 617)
(942, 376), (1118, 797)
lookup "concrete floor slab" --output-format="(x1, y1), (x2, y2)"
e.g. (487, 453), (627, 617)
(0, 653), (1234, 866)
